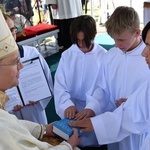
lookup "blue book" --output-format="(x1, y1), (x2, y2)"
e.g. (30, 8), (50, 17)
(52, 118), (82, 140)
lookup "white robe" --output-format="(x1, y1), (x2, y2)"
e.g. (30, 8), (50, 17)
(9, 46), (53, 124)
(54, 43), (107, 146)
(0, 109), (75, 150)
(51, 0), (82, 19)
(85, 41), (150, 150)
(90, 77), (150, 150)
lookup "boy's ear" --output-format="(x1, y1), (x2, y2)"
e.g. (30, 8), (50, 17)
(135, 28), (141, 36)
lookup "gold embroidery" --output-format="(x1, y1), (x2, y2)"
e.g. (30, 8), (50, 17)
(0, 91), (9, 110)
(0, 10), (18, 60)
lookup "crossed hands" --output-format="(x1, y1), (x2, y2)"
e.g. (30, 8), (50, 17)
(64, 106), (95, 133)
(64, 106), (95, 120)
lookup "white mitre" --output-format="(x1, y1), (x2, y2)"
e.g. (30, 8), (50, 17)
(0, 10), (18, 60)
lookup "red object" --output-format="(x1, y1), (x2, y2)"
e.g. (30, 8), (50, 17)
(16, 23), (58, 42)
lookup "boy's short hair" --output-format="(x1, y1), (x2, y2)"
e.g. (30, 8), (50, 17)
(105, 6), (140, 36)
(70, 15), (96, 48)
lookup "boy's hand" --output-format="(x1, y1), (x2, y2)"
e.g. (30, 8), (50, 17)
(69, 118), (94, 132)
(64, 106), (78, 119)
(75, 109), (95, 120)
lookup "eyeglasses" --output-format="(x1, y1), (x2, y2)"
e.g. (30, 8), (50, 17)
(10, 27), (18, 34)
(0, 58), (21, 69)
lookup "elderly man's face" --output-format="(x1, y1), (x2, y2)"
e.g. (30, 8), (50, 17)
(0, 52), (23, 91)
(142, 30), (150, 69)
